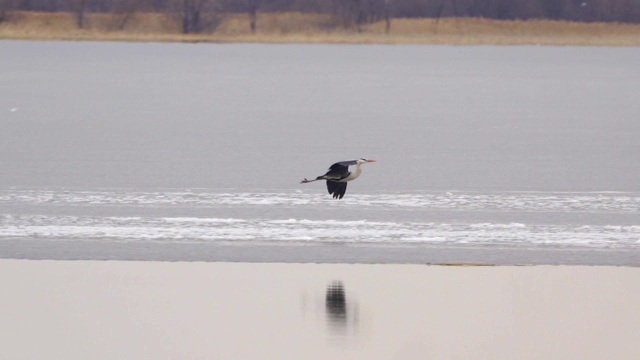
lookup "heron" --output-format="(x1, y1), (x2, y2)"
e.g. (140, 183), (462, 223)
(300, 158), (376, 199)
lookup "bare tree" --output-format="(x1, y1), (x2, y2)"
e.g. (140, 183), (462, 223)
(247, 0), (260, 34)
(182, 0), (201, 33)
(75, 0), (87, 28)
(173, 0), (221, 33)
(0, 0), (16, 24)
(218, 0), (262, 34)
(383, 0), (391, 33)
(329, 0), (387, 31)
(106, 0), (141, 31)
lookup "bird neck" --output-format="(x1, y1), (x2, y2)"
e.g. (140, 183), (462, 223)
(347, 163), (363, 181)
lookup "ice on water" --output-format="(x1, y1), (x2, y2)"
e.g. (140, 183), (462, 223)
(1, 189), (638, 249)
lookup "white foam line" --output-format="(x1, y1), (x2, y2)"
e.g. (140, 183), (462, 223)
(1, 215), (639, 248)
(2, 189), (639, 213)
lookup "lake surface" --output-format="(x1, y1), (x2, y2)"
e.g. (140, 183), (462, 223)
(1, 41), (639, 264)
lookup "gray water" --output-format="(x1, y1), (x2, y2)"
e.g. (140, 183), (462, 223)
(1, 41), (639, 264)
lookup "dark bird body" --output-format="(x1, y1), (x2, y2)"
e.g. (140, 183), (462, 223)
(300, 158), (376, 199)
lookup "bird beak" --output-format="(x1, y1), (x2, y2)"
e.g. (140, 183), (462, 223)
(367, 159), (377, 162)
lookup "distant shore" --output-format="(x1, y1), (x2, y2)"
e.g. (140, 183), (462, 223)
(1, 11), (639, 46)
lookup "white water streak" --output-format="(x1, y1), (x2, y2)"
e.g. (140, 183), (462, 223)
(2, 189), (639, 213)
(2, 189), (639, 248)
(1, 215), (639, 248)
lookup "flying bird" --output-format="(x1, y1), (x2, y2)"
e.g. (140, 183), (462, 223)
(300, 158), (376, 199)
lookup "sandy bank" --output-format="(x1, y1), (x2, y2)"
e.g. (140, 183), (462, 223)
(1, 259), (638, 359)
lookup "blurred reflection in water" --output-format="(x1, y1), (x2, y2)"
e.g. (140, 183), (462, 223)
(326, 281), (347, 328)
(325, 280), (359, 341)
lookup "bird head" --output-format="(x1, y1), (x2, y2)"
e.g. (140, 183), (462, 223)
(357, 158), (377, 164)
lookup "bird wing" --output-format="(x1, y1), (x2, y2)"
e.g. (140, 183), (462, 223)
(326, 181), (348, 199)
(332, 160), (357, 168)
(323, 162), (351, 181)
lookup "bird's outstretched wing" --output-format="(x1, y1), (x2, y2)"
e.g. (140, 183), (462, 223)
(326, 181), (348, 199)
(324, 162), (352, 181)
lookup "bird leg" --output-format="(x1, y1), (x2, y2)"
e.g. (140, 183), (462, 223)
(300, 178), (320, 184)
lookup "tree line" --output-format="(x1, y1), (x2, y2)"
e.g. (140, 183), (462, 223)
(2, 0), (638, 33)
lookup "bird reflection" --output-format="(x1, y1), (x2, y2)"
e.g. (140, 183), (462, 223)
(326, 280), (348, 330)
(325, 279), (361, 342)
(300, 280), (360, 343)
